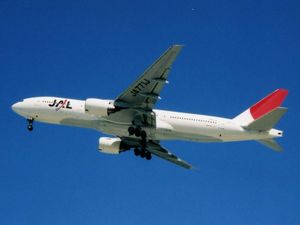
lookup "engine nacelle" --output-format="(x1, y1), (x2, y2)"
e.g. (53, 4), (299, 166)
(85, 98), (115, 117)
(98, 137), (122, 154)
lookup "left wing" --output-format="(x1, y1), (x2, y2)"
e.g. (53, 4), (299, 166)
(147, 141), (193, 169)
(121, 137), (193, 169)
(114, 45), (183, 110)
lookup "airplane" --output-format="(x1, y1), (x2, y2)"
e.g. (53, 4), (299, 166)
(12, 45), (288, 169)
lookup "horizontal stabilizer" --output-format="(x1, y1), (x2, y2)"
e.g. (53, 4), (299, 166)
(245, 107), (287, 131)
(257, 139), (283, 152)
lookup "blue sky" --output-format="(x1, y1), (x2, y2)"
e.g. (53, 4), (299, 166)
(1, 0), (300, 224)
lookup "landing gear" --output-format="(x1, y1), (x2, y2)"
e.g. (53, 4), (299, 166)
(141, 130), (147, 140)
(128, 126), (147, 139)
(27, 118), (34, 131)
(140, 150), (146, 158)
(27, 124), (33, 131)
(128, 126), (135, 136)
(145, 151), (152, 160)
(128, 126), (141, 137)
(134, 127), (141, 137)
(134, 148), (140, 156)
(129, 125), (151, 161)
(133, 148), (152, 161)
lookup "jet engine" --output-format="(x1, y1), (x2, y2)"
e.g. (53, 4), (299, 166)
(85, 98), (115, 117)
(98, 137), (129, 154)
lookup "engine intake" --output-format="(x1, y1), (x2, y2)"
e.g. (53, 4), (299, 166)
(98, 137), (129, 154)
(85, 98), (115, 117)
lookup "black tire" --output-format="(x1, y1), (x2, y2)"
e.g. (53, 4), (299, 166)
(145, 151), (152, 160)
(135, 127), (141, 137)
(140, 151), (146, 158)
(27, 125), (33, 131)
(27, 118), (34, 123)
(141, 130), (147, 139)
(128, 126), (135, 136)
(134, 148), (140, 156)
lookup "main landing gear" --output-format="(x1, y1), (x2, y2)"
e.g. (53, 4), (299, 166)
(128, 126), (152, 161)
(128, 126), (147, 139)
(27, 118), (34, 131)
(134, 148), (152, 160)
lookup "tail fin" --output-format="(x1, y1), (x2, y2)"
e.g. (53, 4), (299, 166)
(233, 89), (288, 128)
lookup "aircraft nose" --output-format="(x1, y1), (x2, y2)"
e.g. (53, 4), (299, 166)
(12, 102), (23, 113)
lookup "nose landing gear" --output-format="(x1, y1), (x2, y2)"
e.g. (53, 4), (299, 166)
(27, 118), (34, 131)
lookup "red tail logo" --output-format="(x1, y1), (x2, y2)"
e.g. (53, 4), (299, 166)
(250, 89), (288, 120)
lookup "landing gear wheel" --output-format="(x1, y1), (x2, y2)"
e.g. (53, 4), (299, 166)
(134, 127), (141, 137)
(134, 148), (140, 156)
(145, 151), (152, 160)
(128, 126), (135, 136)
(141, 130), (147, 140)
(140, 150), (146, 158)
(27, 124), (33, 131)
(27, 118), (34, 131)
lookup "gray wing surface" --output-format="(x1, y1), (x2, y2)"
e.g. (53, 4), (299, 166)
(114, 45), (182, 110)
(110, 45), (192, 169)
(147, 142), (193, 169)
(121, 137), (193, 169)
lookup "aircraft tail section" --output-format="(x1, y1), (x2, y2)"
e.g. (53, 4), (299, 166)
(256, 138), (283, 152)
(233, 89), (288, 128)
(234, 89), (288, 152)
(246, 107), (287, 131)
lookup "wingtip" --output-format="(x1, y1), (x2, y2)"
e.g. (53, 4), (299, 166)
(172, 44), (184, 49)
(190, 165), (198, 171)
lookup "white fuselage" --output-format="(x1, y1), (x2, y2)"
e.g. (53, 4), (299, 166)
(12, 97), (282, 143)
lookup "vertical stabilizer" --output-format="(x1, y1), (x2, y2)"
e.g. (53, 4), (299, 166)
(233, 89), (288, 127)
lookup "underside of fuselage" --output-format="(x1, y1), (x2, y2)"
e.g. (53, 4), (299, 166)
(32, 110), (277, 144)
